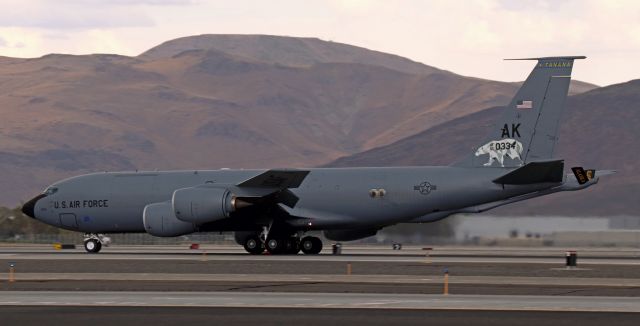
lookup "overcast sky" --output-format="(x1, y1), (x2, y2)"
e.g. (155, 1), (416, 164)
(0, 0), (639, 86)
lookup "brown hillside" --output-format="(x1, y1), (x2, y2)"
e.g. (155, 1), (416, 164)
(139, 34), (442, 75)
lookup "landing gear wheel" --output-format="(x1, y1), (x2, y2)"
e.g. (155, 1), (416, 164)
(243, 235), (264, 255)
(266, 237), (286, 254)
(84, 239), (102, 253)
(300, 236), (322, 255)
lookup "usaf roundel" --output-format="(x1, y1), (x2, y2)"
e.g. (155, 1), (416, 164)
(414, 181), (437, 195)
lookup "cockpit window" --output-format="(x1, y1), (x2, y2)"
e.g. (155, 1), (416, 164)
(44, 187), (58, 195)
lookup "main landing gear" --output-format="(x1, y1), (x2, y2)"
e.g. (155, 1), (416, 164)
(299, 236), (323, 254)
(83, 233), (110, 253)
(243, 234), (264, 255)
(242, 232), (323, 255)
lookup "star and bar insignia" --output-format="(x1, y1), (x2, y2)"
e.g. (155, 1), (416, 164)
(413, 181), (437, 195)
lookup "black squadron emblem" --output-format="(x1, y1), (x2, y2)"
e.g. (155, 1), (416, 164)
(414, 181), (437, 195)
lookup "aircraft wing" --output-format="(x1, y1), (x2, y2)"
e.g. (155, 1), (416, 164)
(237, 169), (310, 189)
(231, 169), (310, 208)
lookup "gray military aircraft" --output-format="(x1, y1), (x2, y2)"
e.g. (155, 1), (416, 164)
(22, 56), (612, 254)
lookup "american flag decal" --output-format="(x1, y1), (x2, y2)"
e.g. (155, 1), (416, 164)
(516, 100), (533, 109)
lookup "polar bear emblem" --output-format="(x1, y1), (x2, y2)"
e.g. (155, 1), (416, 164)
(475, 139), (524, 167)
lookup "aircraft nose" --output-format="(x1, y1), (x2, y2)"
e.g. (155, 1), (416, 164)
(22, 194), (47, 218)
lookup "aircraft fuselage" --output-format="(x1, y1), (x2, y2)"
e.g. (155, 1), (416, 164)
(27, 166), (555, 233)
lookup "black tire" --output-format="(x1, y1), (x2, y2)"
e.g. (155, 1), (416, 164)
(310, 237), (323, 254)
(300, 236), (322, 255)
(84, 239), (102, 253)
(265, 237), (286, 254)
(243, 235), (264, 255)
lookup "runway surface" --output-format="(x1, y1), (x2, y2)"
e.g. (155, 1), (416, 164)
(1, 291), (639, 312)
(1, 245), (639, 265)
(2, 256), (639, 278)
(2, 307), (639, 326)
(1, 245), (639, 296)
(0, 245), (638, 324)
(2, 275), (640, 296)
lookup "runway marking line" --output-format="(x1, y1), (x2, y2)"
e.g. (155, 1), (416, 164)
(0, 302), (635, 313)
(1, 292), (639, 312)
(8, 273), (640, 288)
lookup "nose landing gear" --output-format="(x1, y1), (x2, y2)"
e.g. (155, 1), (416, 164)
(83, 233), (110, 253)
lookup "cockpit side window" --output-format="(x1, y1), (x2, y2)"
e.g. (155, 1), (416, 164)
(44, 187), (58, 195)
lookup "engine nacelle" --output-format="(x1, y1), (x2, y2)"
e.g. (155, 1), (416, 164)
(143, 201), (196, 237)
(172, 186), (235, 224)
(324, 228), (379, 241)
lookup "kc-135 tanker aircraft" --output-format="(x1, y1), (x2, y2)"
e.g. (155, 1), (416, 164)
(22, 56), (613, 254)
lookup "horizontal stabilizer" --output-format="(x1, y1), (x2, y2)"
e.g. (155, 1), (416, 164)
(237, 169), (310, 189)
(493, 160), (564, 185)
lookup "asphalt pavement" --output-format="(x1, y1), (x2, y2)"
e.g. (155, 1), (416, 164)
(2, 306), (639, 326)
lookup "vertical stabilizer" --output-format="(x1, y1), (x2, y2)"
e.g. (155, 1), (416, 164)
(453, 56), (585, 168)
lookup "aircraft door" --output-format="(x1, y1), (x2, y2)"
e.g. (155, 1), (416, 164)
(59, 213), (78, 229)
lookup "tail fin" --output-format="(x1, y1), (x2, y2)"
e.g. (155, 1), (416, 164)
(454, 56), (585, 168)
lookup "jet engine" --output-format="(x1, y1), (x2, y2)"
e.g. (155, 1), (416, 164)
(143, 201), (196, 237)
(172, 186), (247, 224)
(324, 228), (379, 241)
